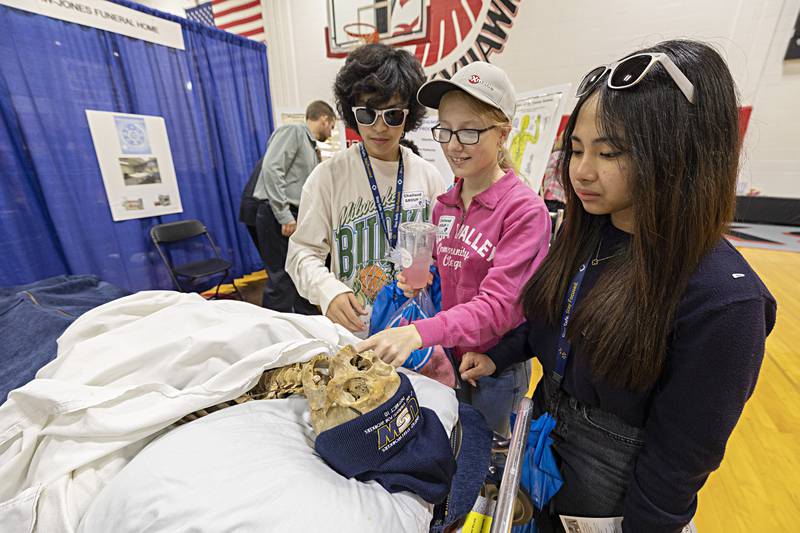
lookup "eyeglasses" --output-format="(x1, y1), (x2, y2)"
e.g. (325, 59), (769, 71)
(576, 52), (696, 104)
(351, 106), (409, 127)
(431, 125), (496, 145)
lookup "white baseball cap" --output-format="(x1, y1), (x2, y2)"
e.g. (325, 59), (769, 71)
(417, 61), (516, 120)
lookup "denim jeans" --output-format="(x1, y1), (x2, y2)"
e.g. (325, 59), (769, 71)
(430, 402), (494, 533)
(465, 360), (532, 436)
(0, 275), (129, 404)
(532, 374), (646, 532)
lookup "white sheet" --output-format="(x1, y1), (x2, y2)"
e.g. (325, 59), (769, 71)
(78, 367), (455, 533)
(0, 291), (457, 532)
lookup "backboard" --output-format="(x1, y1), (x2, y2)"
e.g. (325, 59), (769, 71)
(325, 0), (430, 58)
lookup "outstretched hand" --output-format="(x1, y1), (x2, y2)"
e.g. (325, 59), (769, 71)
(355, 325), (423, 368)
(459, 352), (496, 386)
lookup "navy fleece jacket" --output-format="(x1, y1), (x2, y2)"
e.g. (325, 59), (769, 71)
(487, 223), (776, 532)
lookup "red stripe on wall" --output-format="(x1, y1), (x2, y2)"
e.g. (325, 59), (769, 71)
(237, 26), (266, 38)
(217, 13), (262, 30)
(213, 0), (260, 20)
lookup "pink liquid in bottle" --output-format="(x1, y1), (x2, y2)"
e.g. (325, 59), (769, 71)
(404, 254), (431, 289)
(397, 221), (436, 290)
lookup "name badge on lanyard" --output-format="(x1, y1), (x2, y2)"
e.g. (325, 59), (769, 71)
(359, 142), (404, 251)
(553, 259), (590, 385)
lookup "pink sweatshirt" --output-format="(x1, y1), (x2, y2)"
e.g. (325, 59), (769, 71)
(413, 170), (551, 357)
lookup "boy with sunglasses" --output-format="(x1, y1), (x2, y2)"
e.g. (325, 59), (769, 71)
(287, 44), (444, 334)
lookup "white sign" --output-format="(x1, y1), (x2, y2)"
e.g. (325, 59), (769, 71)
(405, 112), (454, 188)
(276, 109), (306, 126)
(507, 83), (572, 193)
(0, 0), (184, 50)
(559, 515), (697, 533)
(86, 110), (183, 221)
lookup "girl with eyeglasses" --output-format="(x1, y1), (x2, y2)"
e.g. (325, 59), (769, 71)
(287, 44), (444, 335)
(358, 61), (552, 436)
(460, 40), (776, 531)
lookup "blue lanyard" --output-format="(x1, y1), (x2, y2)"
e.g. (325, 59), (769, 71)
(358, 142), (404, 249)
(552, 258), (590, 385)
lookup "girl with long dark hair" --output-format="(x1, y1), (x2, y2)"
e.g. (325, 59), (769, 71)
(459, 40), (776, 532)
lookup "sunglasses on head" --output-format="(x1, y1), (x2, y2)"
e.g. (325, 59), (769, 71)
(351, 106), (409, 127)
(576, 52), (696, 104)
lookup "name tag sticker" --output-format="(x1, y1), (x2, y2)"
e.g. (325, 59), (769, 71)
(437, 215), (455, 239)
(402, 190), (426, 210)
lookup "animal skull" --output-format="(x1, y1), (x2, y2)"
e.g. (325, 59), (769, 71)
(302, 345), (400, 434)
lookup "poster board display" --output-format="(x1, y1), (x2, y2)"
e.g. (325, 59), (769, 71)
(86, 111), (183, 221)
(507, 84), (572, 193)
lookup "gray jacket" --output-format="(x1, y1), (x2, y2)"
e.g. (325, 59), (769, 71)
(253, 123), (319, 224)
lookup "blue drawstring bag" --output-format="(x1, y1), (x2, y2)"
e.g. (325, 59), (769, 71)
(369, 268), (455, 386)
(383, 289), (438, 370)
(369, 266), (441, 336)
(368, 281), (409, 337)
(511, 413), (563, 533)
(520, 413), (563, 509)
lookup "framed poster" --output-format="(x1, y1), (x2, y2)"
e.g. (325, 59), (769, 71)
(86, 111), (183, 221)
(507, 83), (572, 193)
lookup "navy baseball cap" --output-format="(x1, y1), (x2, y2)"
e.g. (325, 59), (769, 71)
(315, 373), (492, 507)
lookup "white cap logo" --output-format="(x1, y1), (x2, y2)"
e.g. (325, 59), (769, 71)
(468, 75), (481, 84)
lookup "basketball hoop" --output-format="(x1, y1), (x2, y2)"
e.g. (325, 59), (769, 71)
(344, 22), (380, 44)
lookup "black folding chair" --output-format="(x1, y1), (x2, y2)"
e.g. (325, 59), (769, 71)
(150, 219), (242, 300)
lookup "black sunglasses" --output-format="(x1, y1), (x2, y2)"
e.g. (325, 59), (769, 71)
(431, 125), (496, 145)
(577, 52), (696, 104)
(351, 106), (409, 127)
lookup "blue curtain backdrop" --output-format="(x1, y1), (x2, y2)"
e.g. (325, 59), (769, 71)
(0, 0), (272, 290)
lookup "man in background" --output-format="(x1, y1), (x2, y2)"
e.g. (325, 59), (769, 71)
(239, 155), (264, 250)
(244, 100), (336, 313)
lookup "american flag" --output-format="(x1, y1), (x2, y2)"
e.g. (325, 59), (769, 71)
(186, 1), (266, 43)
(186, 2), (214, 26)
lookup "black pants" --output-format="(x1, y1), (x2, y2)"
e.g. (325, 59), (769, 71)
(254, 202), (319, 315)
(244, 224), (259, 251)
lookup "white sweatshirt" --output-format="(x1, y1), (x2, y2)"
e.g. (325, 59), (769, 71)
(287, 143), (445, 315)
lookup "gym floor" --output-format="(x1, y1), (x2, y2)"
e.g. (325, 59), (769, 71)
(694, 246), (799, 532)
